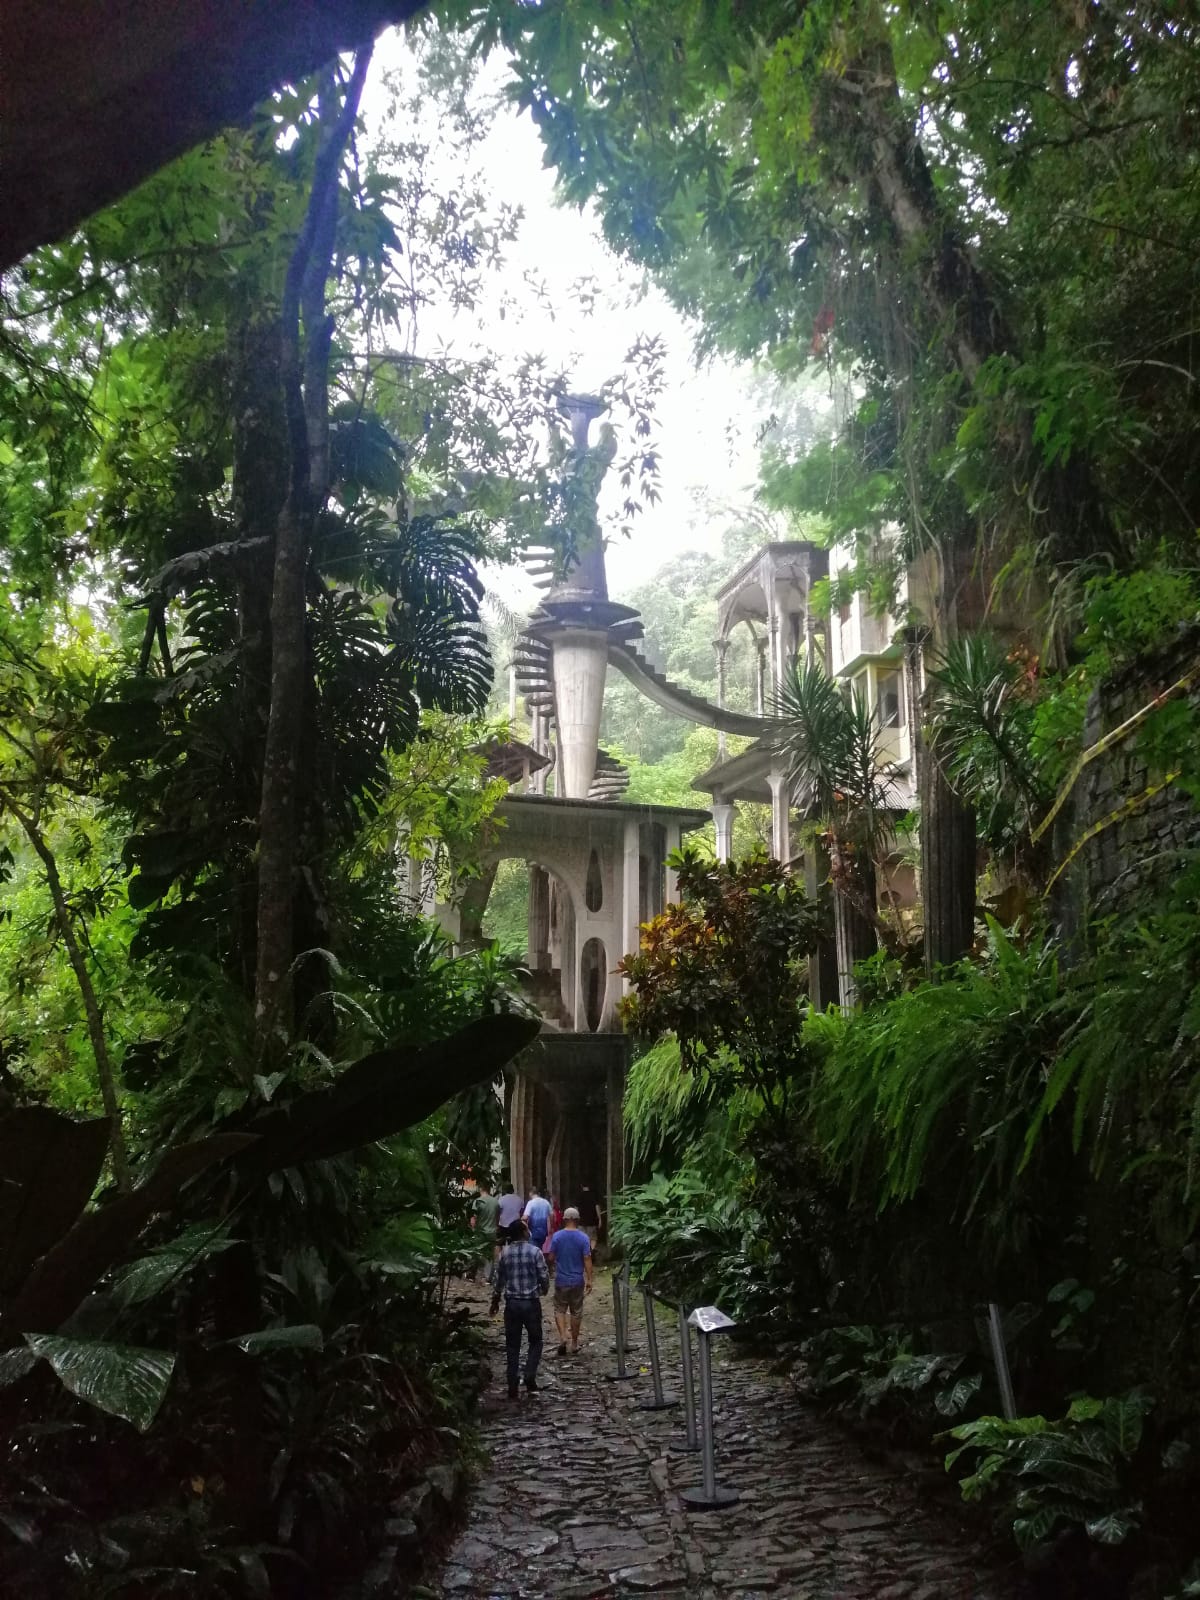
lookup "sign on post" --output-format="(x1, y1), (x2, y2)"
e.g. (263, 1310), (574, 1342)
(682, 1305), (739, 1510)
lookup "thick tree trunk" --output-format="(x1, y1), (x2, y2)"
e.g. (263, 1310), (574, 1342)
(902, 629), (978, 976)
(254, 52), (372, 1044)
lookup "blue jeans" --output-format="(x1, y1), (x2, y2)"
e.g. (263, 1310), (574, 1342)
(504, 1296), (543, 1391)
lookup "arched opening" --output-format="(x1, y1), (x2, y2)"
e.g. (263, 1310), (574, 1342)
(585, 847), (603, 911)
(580, 937), (607, 1033)
(479, 855), (578, 1030)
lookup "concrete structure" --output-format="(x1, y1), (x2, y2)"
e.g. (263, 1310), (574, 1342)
(433, 397), (732, 1218)
(431, 410), (923, 1206)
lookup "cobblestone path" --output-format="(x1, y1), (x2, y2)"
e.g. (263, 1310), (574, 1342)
(430, 1273), (1022, 1600)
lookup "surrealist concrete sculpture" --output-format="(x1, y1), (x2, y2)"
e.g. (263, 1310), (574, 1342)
(420, 397), (920, 1217)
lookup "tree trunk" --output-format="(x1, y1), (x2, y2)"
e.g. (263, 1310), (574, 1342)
(902, 628), (977, 976)
(832, 852), (878, 1009)
(0, 792), (131, 1190)
(803, 832), (840, 1011)
(254, 52), (372, 1045)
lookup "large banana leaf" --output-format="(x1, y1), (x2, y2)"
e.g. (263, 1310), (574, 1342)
(23, 1333), (175, 1432)
(0, 1107), (110, 1294)
(238, 1012), (539, 1174)
(4, 1133), (256, 1336)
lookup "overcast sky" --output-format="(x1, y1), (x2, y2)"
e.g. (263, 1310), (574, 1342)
(364, 28), (767, 604)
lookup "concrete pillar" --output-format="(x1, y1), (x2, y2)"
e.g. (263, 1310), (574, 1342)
(714, 638), (728, 759)
(531, 709), (547, 794)
(528, 864), (551, 972)
(509, 1073), (534, 1198)
(756, 639), (768, 715)
(712, 801), (735, 864)
(768, 766), (791, 866)
(663, 820), (682, 903)
(622, 817), (641, 994)
(550, 627), (608, 798)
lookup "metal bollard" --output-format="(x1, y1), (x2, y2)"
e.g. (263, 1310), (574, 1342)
(987, 1302), (1017, 1421)
(637, 1287), (679, 1410)
(670, 1300), (700, 1453)
(606, 1268), (638, 1382)
(681, 1306), (739, 1510)
(609, 1262), (635, 1353)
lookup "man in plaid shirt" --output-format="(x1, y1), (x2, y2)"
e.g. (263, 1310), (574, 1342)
(489, 1222), (550, 1398)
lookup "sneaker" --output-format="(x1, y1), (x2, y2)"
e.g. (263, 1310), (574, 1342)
(556, 1342), (568, 1357)
(525, 1380), (540, 1394)
(507, 1387), (518, 1400)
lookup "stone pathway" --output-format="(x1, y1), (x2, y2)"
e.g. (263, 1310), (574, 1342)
(429, 1274), (1022, 1600)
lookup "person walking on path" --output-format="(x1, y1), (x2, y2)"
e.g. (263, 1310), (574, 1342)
(577, 1185), (601, 1256)
(523, 1184), (552, 1249)
(547, 1206), (593, 1355)
(490, 1222), (549, 1398)
(471, 1181), (500, 1282)
(496, 1181), (523, 1239)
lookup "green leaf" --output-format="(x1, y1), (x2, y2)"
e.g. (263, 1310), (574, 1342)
(24, 1334), (175, 1431)
(1102, 1393), (1150, 1457)
(935, 1373), (983, 1417)
(1084, 1508), (1139, 1545)
(111, 1222), (234, 1307)
(1066, 1396), (1104, 1422)
(233, 1323), (324, 1354)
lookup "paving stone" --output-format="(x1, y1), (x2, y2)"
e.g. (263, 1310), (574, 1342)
(428, 1273), (1021, 1600)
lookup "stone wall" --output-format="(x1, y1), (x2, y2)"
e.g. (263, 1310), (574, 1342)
(1051, 624), (1200, 936)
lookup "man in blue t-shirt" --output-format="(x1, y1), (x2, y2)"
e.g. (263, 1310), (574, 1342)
(547, 1207), (593, 1355)
(522, 1185), (552, 1248)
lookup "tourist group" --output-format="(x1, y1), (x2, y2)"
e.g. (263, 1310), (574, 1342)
(471, 1182), (603, 1399)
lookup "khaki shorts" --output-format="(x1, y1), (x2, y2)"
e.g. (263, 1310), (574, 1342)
(554, 1283), (584, 1314)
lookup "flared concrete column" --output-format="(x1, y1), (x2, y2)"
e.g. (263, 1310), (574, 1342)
(713, 801), (735, 863)
(508, 1073), (535, 1198)
(622, 817), (640, 994)
(550, 627), (608, 798)
(768, 766), (791, 866)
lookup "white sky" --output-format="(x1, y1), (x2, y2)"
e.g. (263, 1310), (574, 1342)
(364, 28), (765, 603)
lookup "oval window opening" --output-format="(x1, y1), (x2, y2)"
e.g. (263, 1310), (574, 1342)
(585, 848), (603, 912)
(580, 937), (607, 1033)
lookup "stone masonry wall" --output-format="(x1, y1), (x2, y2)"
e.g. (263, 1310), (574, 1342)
(1052, 624), (1200, 935)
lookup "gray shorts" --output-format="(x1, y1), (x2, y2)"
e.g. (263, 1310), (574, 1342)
(554, 1283), (584, 1315)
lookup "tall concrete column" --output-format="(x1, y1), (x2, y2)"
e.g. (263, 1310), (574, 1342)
(768, 766), (791, 866)
(714, 637), (729, 759)
(509, 1072), (538, 1198)
(664, 820), (682, 902)
(713, 801), (735, 863)
(550, 627), (608, 798)
(769, 609), (784, 703)
(527, 864), (551, 972)
(621, 817), (640, 994)
(756, 638), (768, 715)
(531, 709), (548, 794)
